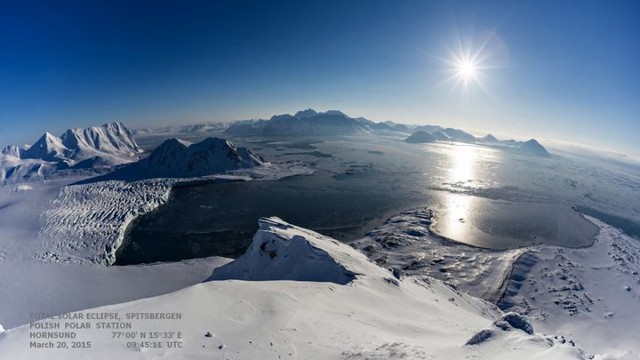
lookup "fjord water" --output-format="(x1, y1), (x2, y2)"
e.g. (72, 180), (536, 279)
(116, 136), (639, 265)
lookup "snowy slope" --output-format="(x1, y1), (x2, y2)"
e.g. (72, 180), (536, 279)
(209, 217), (389, 283)
(0, 218), (583, 360)
(498, 216), (640, 357)
(0, 257), (230, 329)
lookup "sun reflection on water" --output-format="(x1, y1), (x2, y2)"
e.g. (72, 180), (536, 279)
(442, 144), (478, 242)
(450, 144), (476, 184)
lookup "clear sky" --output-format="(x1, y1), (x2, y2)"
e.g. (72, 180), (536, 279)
(1, 0), (639, 155)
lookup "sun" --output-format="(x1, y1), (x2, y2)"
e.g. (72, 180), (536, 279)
(457, 59), (477, 80)
(437, 30), (500, 93)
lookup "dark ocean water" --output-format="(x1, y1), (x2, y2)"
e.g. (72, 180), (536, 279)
(115, 135), (639, 265)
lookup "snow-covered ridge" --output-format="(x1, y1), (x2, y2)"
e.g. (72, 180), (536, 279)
(0, 218), (584, 359)
(59, 122), (142, 158)
(209, 217), (388, 283)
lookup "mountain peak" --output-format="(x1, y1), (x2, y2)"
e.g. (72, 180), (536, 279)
(481, 134), (499, 143)
(294, 108), (318, 119)
(20, 132), (68, 162)
(324, 109), (347, 117)
(518, 139), (550, 157)
(405, 130), (436, 143)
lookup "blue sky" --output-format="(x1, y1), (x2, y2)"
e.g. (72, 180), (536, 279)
(1, 0), (639, 155)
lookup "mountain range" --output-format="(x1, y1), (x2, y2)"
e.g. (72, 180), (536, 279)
(1, 123), (142, 182)
(404, 128), (550, 156)
(225, 109), (373, 136)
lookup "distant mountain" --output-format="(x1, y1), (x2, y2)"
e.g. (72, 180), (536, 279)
(223, 120), (268, 136)
(485, 137), (550, 157)
(1, 122), (142, 182)
(225, 109), (371, 137)
(261, 110), (370, 136)
(405, 130), (437, 143)
(414, 124), (444, 134)
(480, 134), (499, 143)
(86, 137), (265, 182)
(441, 128), (477, 143)
(404, 128), (476, 144)
(518, 139), (550, 157)
(430, 130), (451, 141)
(366, 120), (413, 134)
(132, 122), (227, 136)
(404, 128), (550, 156)
(294, 108), (319, 119)
(0, 145), (23, 158)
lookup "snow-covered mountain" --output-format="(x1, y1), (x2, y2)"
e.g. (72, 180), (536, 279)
(20, 132), (69, 162)
(144, 137), (263, 175)
(0, 145), (23, 158)
(59, 122), (141, 158)
(518, 139), (550, 156)
(405, 130), (437, 143)
(89, 137), (265, 181)
(1, 123), (142, 182)
(441, 128), (477, 143)
(480, 134), (499, 143)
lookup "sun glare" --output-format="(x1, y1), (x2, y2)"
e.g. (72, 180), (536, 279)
(457, 59), (477, 79)
(437, 29), (506, 94)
